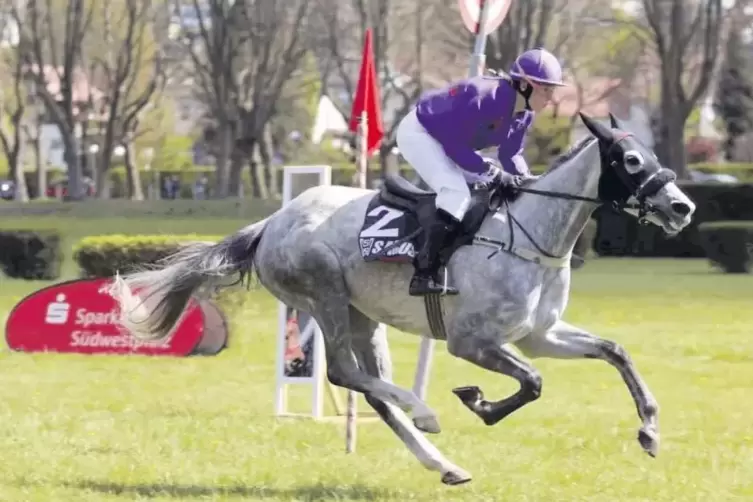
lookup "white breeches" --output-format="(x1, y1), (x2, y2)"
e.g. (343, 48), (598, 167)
(396, 109), (485, 222)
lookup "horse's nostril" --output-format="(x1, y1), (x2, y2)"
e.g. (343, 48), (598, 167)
(671, 201), (691, 216)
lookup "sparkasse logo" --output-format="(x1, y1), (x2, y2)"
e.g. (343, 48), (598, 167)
(45, 294), (71, 325)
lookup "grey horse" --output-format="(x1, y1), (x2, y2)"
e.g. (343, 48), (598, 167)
(108, 114), (696, 485)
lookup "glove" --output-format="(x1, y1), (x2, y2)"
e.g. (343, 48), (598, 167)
(483, 163), (522, 199)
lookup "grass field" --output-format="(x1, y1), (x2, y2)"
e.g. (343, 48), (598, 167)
(0, 210), (751, 501)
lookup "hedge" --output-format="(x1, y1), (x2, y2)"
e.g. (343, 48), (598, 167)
(698, 221), (753, 273)
(0, 230), (63, 280)
(74, 234), (225, 278)
(102, 160), (753, 198)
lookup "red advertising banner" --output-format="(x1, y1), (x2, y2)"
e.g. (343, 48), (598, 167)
(5, 277), (228, 356)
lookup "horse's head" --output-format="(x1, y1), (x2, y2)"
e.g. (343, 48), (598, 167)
(580, 112), (695, 236)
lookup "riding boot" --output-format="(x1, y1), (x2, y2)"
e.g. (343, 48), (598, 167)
(409, 212), (461, 297)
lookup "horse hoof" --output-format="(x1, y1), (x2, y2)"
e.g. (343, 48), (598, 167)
(441, 468), (472, 486)
(413, 415), (441, 434)
(638, 426), (660, 458)
(452, 386), (482, 405)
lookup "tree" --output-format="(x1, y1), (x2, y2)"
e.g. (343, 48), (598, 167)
(0, 4), (30, 201)
(88, 0), (165, 199)
(485, 0), (559, 70)
(169, 0), (244, 198)
(714, 25), (753, 160)
(172, 0), (310, 198)
(19, 0), (97, 200)
(640, 0), (728, 178)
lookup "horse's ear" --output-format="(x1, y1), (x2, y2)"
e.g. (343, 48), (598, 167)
(579, 112), (614, 143)
(609, 112), (622, 130)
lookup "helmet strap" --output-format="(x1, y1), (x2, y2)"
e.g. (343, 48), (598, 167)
(513, 79), (533, 110)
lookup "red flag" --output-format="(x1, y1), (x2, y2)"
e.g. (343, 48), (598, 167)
(348, 28), (384, 155)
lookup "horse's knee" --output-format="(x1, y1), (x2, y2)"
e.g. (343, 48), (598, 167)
(600, 340), (631, 367)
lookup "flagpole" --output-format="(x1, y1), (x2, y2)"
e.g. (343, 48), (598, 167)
(357, 111), (368, 189)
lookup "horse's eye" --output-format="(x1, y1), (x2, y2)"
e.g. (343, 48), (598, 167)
(623, 150), (644, 173)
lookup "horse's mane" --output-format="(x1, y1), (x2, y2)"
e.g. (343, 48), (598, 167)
(544, 135), (595, 175)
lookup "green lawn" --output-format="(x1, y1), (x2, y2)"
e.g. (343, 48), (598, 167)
(0, 212), (751, 501)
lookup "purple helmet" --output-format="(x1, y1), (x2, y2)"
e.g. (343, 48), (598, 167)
(509, 48), (566, 87)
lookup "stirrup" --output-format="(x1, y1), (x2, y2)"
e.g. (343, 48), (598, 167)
(409, 268), (458, 296)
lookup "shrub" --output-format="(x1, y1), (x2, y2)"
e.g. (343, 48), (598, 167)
(698, 221), (753, 273)
(689, 162), (753, 181)
(0, 230), (63, 280)
(74, 234), (225, 278)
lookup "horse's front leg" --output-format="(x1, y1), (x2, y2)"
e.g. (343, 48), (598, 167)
(514, 320), (660, 457)
(447, 330), (543, 427)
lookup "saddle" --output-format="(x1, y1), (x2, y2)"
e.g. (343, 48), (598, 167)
(357, 174), (496, 267)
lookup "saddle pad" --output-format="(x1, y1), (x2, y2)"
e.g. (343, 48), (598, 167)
(358, 195), (421, 263)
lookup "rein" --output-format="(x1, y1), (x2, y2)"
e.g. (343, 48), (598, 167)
(479, 134), (672, 266)
(511, 186), (655, 222)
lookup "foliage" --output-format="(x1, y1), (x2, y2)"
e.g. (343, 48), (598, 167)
(523, 112), (571, 166)
(698, 221), (753, 273)
(714, 26), (753, 160)
(0, 230), (62, 280)
(74, 234), (226, 278)
(273, 52), (322, 158)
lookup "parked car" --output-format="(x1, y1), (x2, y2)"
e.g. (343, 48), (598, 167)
(688, 169), (739, 184)
(46, 177), (96, 198)
(0, 179), (14, 200)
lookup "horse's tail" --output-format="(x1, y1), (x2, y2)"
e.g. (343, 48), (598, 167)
(107, 218), (269, 341)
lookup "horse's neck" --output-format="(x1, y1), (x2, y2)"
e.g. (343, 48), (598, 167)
(486, 139), (601, 258)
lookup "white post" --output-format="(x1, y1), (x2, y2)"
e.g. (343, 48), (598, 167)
(412, 0), (492, 402)
(345, 110), (370, 454)
(274, 165), (332, 420)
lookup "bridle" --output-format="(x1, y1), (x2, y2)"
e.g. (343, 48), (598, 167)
(491, 133), (676, 224)
(481, 133), (677, 263)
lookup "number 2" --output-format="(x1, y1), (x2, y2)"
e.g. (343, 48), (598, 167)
(361, 205), (403, 238)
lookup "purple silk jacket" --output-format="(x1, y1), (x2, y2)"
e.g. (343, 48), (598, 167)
(415, 75), (533, 177)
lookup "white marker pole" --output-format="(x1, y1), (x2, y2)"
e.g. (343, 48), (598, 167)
(413, 0), (492, 402)
(346, 110), (369, 454)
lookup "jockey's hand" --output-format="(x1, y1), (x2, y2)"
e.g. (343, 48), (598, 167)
(484, 164), (522, 198)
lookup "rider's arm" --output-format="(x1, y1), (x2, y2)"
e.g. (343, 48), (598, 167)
(498, 113), (533, 176)
(498, 145), (530, 176)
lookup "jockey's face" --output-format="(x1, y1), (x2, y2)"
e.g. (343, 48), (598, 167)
(529, 82), (556, 112)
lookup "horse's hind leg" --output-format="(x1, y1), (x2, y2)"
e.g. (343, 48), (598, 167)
(514, 320), (660, 457)
(302, 245), (440, 433)
(348, 307), (471, 485)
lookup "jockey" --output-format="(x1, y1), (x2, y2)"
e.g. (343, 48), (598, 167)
(395, 47), (566, 297)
